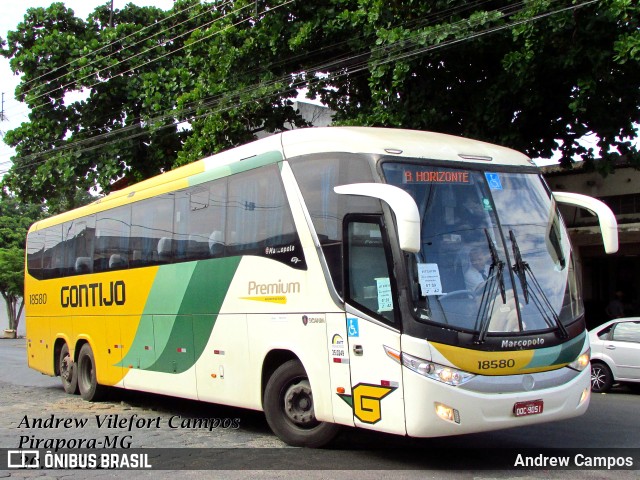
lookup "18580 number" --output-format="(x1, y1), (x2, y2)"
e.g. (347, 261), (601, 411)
(29, 293), (48, 305)
(477, 359), (515, 370)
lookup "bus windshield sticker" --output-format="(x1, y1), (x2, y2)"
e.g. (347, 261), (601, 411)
(403, 170), (470, 184)
(418, 263), (443, 296)
(485, 172), (503, 190)
(376, 278), (393, 312)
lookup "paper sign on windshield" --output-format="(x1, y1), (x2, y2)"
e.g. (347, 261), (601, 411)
(376, 277), (393, 312)
(418, 263), (443, 296)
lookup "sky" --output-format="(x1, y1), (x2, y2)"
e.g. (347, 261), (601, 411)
(0, 1), (175, 170)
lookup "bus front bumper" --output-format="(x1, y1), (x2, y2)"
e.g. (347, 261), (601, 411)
(403, 366), (591, 438)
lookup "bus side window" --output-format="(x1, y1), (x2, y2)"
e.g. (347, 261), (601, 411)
(131, 194), (175, 266)
(344, 217), (396, 325)
(175, 180), (227, 261)
(64, 216), (96, 276)
(226, 165), (295, 256)
(95, 206), (131, 273)
(42, 225), (63, 279)
(26, 230), (46, 280)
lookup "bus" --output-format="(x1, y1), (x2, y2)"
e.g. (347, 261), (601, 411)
(25, 127), (618, 447)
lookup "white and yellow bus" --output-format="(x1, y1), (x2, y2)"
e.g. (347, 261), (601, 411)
(25, 127), (618, 447)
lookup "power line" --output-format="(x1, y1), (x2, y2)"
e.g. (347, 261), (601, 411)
(6, 1), (249, 119)
(1, 0), (601, 177)
(3, 0), (520, 161)
(7, 0), (522, 123)
(18, 0), (205, 92)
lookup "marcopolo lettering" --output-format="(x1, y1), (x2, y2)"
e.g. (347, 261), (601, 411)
(61, 281), (126, 308)
(501, 337), (545, 348)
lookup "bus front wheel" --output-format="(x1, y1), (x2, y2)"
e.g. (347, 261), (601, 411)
(263, 359), (340, 448)
(59, 343), (78, 395)
(77, 343), (106, 401)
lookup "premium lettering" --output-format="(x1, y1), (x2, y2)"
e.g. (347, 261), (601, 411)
(61, 281), (126, 308)
(247, 280), (300, 295)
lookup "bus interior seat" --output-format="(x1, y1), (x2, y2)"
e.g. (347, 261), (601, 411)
(131, 250), (142, 265)
(109, 254), (127, 269)
(157, 237), (173, 262)
(187, 234), (210, 259)
(75, 257), (92, 274)
(209, 231), (224, 257)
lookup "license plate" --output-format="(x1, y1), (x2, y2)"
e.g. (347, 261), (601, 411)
(513, 399), (544, 417)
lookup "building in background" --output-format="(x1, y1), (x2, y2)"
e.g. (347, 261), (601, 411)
(543, 163), (640, 329)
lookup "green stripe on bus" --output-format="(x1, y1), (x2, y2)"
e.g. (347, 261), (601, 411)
(119, 257), (241, 373)
(187, 151), (283, 188)
(524, 331), (585, 369)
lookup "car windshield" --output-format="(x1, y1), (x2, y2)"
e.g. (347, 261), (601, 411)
(383, 162), (583, 337)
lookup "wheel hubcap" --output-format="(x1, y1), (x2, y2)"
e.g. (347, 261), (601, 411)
(283, 380), (316, 426)
(60, 355), (73, 382)
(591, 368), (605, 389)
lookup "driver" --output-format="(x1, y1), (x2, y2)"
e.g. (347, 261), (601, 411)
(464, 247), (489, 291)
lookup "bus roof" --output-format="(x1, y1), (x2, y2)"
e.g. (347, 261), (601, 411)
(280, 127), (533, 166)
(30, 127), (534, 231)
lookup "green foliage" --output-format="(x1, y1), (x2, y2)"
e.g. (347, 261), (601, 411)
(0, 194), (44, 331)
(1, 0), (639, 206)
(0, 247), (26, 329)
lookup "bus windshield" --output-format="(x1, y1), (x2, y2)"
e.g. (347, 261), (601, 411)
(382, 162), (583, 337)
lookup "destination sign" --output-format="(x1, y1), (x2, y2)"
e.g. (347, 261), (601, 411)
(403, 170), (470, 184)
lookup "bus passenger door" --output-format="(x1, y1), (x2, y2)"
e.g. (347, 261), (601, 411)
(343, 217), (406, 436)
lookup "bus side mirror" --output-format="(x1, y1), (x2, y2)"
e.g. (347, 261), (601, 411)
(553, 191), (619, 254)
(334, 183), (421, 253)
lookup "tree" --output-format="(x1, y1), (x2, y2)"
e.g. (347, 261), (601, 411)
(0, 195), (44, 332)
(298, 0), (640, 173)
(1, 0), (308, 205)
(0, 248), (26, 331)
(2, 0), (639, 208)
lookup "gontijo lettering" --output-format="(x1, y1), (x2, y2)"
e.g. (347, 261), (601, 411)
(61, 281), (126, 308)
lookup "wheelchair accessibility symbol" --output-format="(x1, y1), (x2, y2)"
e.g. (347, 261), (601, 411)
(485, 172), (503, 190)
(347, 317), (359, 337)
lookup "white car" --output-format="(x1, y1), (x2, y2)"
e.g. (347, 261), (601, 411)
(589, 318), (640, 393)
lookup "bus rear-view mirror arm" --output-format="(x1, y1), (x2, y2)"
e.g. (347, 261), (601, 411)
(553, 191), (619, 254)
(334, 183), (421, 253)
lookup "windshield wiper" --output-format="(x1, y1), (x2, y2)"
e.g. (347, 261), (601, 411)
(475, 229), (506, 343)
(509, 230), (569, 338)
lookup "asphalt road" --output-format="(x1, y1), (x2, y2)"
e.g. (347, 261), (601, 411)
(0, 337), (638, 479)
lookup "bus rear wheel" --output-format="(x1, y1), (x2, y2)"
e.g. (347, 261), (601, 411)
(77, 343), (106, 401)
(59, 343), (78, 394)
(263, 359), (340, 447)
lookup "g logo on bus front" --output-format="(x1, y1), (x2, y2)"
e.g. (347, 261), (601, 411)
(338, 383), (396, 424)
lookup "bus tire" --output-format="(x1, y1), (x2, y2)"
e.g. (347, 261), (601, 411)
(591, 362), (613, 393)
(77, 343), (106, 401)
(59, 343), (78, 395)
(263, 359), (340, 448)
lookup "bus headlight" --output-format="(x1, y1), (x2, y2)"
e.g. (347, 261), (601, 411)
(567, 348), (590, 372)
(402, 352), (474, 386)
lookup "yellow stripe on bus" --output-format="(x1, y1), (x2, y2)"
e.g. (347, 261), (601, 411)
(429, 342), (557, 376)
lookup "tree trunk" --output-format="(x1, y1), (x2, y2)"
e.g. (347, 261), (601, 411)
(1, 292), (20, 331)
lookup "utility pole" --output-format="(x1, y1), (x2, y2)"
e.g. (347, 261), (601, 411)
(109, 0), (114, 28)
(1, 93), (5, 122)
